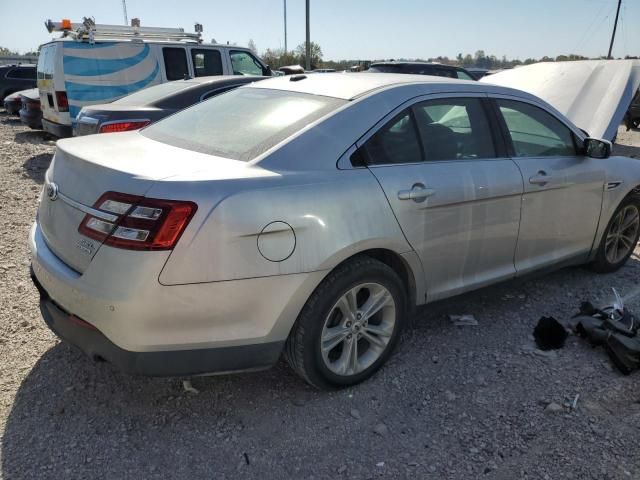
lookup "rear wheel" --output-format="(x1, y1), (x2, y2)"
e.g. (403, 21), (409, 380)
(592, 196), (640, 273)
(285, 256), (406, 389)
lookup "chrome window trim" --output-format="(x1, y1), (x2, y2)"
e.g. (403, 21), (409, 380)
(350, 92), (495, 169)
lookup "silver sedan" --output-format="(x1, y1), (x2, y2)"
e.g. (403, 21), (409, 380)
(30, 72), (640, 389)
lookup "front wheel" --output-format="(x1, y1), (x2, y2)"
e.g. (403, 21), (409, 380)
(285, 256), (406, 389)
(592, 197), (640, 273)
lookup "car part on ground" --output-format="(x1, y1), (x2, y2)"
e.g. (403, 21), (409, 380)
(29, 70), (640, 388)
(482, 60), (640, 142)
(74, 75), (266, 136)
(18, 88), (42, 130)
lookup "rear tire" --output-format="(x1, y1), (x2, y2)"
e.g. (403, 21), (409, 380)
(285, 256), (407, 389)
(592, 196), (640, 273)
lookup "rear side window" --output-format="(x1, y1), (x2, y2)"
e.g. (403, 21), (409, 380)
(413, 98), (496, 161)
(6, 68), (36, 79)
(497, 99), (576, 157)
(191, 49), (223, 77)
(456, 70), (474, 81)
(143, 88), (346, 161)
(229, 50), (264, 76)
(163, 47), (189, 81)
(364, 110), (423, 165)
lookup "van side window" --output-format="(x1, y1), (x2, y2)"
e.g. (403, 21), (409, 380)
(191, 49), (223, 77)
(163, 47), (189, 81)
(229, 51), (264, 76)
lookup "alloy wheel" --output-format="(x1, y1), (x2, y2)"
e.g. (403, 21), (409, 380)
(605, 205), (640, 264)
(320, 282), (396, 376)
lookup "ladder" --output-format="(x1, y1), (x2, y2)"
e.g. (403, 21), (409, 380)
(44, 17), (203, 44)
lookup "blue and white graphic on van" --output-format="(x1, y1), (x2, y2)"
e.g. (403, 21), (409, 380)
(62, 43), (160, 118)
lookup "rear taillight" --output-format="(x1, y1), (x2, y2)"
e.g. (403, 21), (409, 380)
(99, 120), (151, 134)
(55, 91), (69, 112)
(78, 191), (197, 251)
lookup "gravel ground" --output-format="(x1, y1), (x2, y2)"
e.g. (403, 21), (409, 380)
(1, 113), (640, 480)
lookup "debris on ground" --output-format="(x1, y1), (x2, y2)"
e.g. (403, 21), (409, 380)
(448, 314), (478, 326)
(182, 380), (200, 394)
(533, 316), (568, 350)
(573, 289), (640, 374)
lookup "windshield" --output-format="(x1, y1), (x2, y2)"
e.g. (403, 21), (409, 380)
(142, 88), (346, 161)
(113, 81), (197, 106)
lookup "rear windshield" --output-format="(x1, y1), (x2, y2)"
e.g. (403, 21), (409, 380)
(142, 88), (346, 161)
(369, 64), (457, 77)
(113, 81), (197, 106)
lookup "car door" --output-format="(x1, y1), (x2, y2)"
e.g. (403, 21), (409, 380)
(359, 95), (523, 301)
(492, 96), (606, 273)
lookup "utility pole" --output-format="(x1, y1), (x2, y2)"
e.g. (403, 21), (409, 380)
(283, 0), (287, 55)
(122, 0), (128, 26)
(607, 0), (622, 59)
(305, 0), (311, 70)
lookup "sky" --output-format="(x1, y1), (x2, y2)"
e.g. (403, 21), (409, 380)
(0, 0), (638, 61)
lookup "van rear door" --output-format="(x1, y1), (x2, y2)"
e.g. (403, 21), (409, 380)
(37, 43), (69, 126)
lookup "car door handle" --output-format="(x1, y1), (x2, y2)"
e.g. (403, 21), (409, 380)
(529, 171), (553, 186)
(398, 185), (436, 201)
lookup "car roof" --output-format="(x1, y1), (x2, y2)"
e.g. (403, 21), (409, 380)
(370, 61), (460, 68)
(248, 72), (501, 100)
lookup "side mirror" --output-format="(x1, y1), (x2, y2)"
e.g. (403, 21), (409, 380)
(264, 65), (273, 76)
(584, 137), (612, 159)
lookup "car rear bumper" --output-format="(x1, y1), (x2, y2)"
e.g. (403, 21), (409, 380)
(29, 221), (324, 375)
(32, 271), (283, 376)
(42, 117), (72, 138)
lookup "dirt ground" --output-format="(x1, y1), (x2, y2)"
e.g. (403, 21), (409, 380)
(1, 114), (640, 480)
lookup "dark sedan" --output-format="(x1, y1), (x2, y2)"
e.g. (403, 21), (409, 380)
(18, 88), (42, 129)
(74, 75), (267, 136)
(368, 61), (475, 80)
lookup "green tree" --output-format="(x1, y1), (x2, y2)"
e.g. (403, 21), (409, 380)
(296, 41), (323, 69)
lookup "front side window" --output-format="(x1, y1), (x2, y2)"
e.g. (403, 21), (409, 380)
(163, 47), (189, 81)
(143, 88), (345, 161)
(456, 70), (474, 81)
(497, 99), (576, 157)
(229, 50), (264, 76)
(413, 98), (496, 161)
(191, 49), (223, 77)
(364, 110), (423, 165)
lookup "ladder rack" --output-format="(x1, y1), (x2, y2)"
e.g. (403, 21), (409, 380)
(45, 17), (203, 44)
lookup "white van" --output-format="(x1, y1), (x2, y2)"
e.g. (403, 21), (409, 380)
(38, 19), (272, 137)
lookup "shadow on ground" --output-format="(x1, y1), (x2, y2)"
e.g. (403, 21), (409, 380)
(14, 130), (55, 145)
(22, 153), (53, 184)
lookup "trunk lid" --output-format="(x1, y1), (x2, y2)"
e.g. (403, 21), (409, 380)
(482, 60), (640, 141)
(38, 132), (257, 273)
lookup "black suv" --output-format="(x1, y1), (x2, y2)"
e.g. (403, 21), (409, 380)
(368, 62), (475, 81)
(0, 64), (37, 99)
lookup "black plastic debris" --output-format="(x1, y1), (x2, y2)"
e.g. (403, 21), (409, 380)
(534, 316), (568, 350)
(573, 288), (640, 375)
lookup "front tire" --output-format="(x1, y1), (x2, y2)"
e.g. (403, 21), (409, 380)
(592, 196), (640, 273)
(285, 256), (407, 389)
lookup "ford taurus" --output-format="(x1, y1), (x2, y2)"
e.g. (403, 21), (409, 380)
(30, 71), (640, 388)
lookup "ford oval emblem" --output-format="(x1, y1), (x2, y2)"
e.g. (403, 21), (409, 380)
(46, 182), (59, 201)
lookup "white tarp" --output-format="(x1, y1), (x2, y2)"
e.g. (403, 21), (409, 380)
(482, 60), (640, 141)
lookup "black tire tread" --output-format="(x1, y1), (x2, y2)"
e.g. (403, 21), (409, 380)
(284, 256), (404, 389)
(592, 195), (640, 273)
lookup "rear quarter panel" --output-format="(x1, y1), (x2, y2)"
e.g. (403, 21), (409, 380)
(155, 169), (413, 285)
